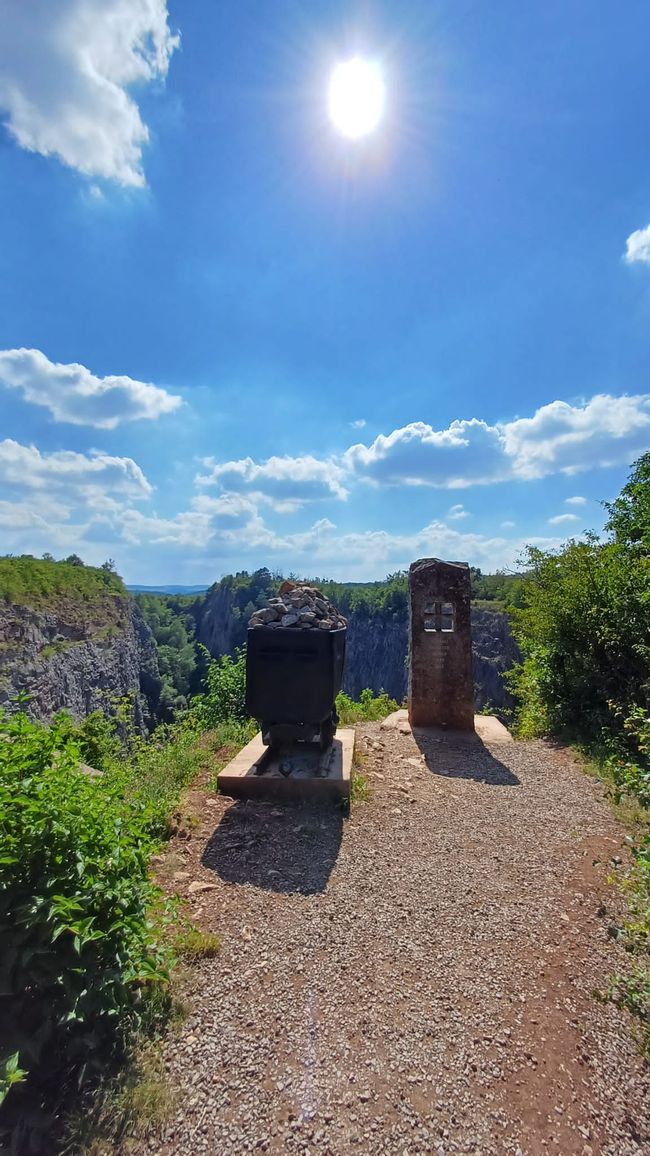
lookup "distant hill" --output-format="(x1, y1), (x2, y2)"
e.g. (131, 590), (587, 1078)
(127, 584), (209, 595)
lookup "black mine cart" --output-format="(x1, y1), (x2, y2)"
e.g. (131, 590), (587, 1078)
(246, 625), (346, 750)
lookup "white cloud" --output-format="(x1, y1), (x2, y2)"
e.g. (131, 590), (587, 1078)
(565, 495), (587, 506)
(548, 513), (580, 525)
(624, 224), (650, 265)
(447, 504), (469, 520)
(197, 454), (349, 504)
(502, 395), (650, 479)
(0, 348), (182, 428)
(344, 419), (507, 488)
(0, 0), (179, 186)
(350, 418), (366, 429)
(341, 394), (650, 490)
(500, 520), (516, 529)
(0, 439), (152, 500)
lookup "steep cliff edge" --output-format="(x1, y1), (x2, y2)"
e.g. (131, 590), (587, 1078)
(0, 558), (161, 727)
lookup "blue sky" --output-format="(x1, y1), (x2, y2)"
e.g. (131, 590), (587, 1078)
(1, 0), (649, 583)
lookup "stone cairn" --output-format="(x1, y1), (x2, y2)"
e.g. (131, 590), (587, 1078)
(248, 581), (347, 632)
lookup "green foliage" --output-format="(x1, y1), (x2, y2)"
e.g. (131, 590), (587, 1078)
(190, 647), (249, 729)
(0, 554), (125, 611)
(0, 708), (172, 1146)
(335, 687), (398, 724)
(507, 537), (650, 743)
(469, 567), (527, 608)
(508, 456), (650, 1051)
(604, 451), (650, 551)
(349, 770), (370, 803)
(173, 924), (221, 961)
(136, 593), (201, 718)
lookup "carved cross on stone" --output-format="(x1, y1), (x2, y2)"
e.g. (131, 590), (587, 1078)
(408, 558), (474, 730)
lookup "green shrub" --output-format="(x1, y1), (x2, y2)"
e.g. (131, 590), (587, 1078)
(508, 455), (650, 1052)
(190, 646), (249, 729)
(0, 709), (170, 1147)
(336, 687), (398, 724)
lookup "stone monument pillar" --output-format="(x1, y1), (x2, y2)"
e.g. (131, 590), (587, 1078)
(408, 558), (475, 730)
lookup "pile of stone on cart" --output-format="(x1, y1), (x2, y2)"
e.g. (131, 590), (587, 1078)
(248, 581), (347, 632)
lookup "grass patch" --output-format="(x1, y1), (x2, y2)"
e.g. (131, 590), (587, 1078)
(350, 770), (370, 804)
(572, 745), (649, 1058)
(63, 1042), (176, 1155)
(173, 924), (221, 961)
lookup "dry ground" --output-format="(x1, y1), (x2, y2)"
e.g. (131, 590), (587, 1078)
(146, 723), (648, 1156)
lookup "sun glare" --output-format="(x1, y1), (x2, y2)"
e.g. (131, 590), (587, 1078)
(328, 56), (386, 140)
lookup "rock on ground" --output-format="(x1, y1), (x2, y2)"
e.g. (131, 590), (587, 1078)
(147, 725), (649, 1155)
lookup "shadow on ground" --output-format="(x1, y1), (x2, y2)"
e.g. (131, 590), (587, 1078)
(413, 730), (521, 786)
(201, 799), (343, 895)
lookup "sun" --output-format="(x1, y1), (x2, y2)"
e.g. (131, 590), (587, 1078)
(328, 56), (386, 140)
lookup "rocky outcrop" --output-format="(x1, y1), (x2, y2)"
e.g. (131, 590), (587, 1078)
(196, 581), (240, 656)
(0, 599), (161, 728)
(343, 613), (408, 701)
(471, 607), (521, 716)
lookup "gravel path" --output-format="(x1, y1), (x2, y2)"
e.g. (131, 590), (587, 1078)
(148, 724), (648, 1156)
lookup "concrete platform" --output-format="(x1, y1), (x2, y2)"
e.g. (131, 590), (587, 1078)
(380, 708), (513, 744)
(217, 728), (354, 801)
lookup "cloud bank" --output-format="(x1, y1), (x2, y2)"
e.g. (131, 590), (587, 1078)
(0, 0), (179, 186)
(198, 393), (650, 506)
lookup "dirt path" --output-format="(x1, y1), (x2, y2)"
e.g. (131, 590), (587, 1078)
(148, 724), (648, 1156)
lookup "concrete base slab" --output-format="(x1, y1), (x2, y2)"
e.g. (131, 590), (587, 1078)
(217, 728), (354, 801)
(380, 708), (513, 744)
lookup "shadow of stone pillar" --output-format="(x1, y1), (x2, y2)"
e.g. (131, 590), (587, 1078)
(408, 558), (475, 730)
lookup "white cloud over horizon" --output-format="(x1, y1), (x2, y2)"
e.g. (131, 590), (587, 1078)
(0, 385), (643, 579)
(0, 348), (182, 429)
(0, 0), (179, 186)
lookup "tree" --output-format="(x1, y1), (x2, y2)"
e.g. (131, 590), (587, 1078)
(64, 554), (84, 567)
(604, 452), (650, 551)
(101, 558), (117, 573)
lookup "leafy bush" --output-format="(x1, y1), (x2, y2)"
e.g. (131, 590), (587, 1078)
(508, 455), (650, 1051)
(336, 687), (398, 724)
(0, 709), (171, 1148)
(190, 647), (249, 729)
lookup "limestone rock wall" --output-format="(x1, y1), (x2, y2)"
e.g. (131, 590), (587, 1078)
(0, 599), (161, 728)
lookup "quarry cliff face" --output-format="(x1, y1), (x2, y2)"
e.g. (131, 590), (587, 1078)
(0, 598), (161, 728)
(196, 584), (520, 714)
(343, 607), (520, 713)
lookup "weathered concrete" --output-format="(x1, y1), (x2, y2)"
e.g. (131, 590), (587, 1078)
(381, 707), (513, 744)
(217, 730), (354, 801)
(408, 558), (475, 730)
